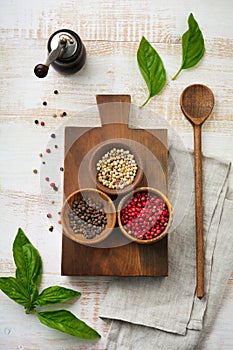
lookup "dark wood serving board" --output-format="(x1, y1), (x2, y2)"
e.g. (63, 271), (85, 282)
(61, 95), (168, 276)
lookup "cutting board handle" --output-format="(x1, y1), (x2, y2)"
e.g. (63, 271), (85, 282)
(96, 94), (131, 125)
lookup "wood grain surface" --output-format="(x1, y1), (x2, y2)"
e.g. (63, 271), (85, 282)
(62, 94), (168, 276)
(0, 1), (233, 349)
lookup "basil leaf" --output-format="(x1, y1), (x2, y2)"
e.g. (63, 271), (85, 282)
(137, 36), (166, 107)
(0, 277), (30, 307)
(13, 228), (42, 300)
(2, 228), (100, 340)
(172, 13), (205, 80)
(35, 286), (81, 306)
(36, 310), (101, 339)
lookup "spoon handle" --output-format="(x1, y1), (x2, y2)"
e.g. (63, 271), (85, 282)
(193, 124), (204, 299)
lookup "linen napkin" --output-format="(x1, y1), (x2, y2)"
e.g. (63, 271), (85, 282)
(100, 147), (233, 350)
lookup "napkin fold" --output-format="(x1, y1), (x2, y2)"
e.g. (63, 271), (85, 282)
(100, 147), (233, 350)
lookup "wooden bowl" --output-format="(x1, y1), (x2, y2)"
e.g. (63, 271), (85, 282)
(89, 139), (143, 196)
(61, 188), (116, 245)
(118, 187), (172, 244)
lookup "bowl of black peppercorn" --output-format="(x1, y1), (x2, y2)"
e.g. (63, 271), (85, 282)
(61, 188), (116, 245)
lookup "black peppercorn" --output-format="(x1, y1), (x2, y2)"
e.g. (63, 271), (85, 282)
(68, 197), (107, 239)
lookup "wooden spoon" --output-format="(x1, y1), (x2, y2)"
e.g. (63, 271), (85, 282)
(180, 84), (214, 299)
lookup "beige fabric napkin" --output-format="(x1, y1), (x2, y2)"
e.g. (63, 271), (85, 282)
(100, 147), (233, 349)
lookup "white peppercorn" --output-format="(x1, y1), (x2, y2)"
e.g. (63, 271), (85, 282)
(96, 147), (138, 190)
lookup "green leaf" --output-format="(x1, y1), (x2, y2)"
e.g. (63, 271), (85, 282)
(172, 13), (205, 80)
(0, 277), (30, 307)
(36, 310), (101, 339)
(13, 228), (42, 301)
(1, 228), (99, 340)
(35, 286), (81, 306)
(137, 36), (166, 107)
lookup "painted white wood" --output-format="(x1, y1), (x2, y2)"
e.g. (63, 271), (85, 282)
(0, 39), (232, 133)
(0, 0), (233, 349)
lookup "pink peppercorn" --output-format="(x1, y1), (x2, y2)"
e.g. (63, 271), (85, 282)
(45, 177), (49, 181)
(50, 182), (55, 188)
(120, 191), (169, 241)
(46, 148), (51, 153)
(47, 213), (52, 218)
(40, 121), (45, 126)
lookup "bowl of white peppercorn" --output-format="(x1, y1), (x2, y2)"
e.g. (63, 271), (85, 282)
(89, 139), (144, 196)
(61, 188), (116, 245)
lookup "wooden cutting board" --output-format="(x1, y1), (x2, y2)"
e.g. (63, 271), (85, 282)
(61, 95), (168, 276)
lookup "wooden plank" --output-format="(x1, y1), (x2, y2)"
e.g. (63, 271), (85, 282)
(0, 39), (232, 137)
(1, 0), (232, 42)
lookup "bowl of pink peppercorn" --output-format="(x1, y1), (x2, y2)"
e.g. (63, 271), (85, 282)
(118, 187), (172, 244)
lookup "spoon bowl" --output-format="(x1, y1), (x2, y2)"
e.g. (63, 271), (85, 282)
(180, 84), (214, 125)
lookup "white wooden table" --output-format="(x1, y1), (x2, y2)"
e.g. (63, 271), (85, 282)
(0, 1), (232, 349)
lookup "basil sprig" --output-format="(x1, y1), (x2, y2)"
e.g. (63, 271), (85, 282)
(0, 228), (100, 340)
(172, 13), (205, 80)
(137, 36), (166, 107)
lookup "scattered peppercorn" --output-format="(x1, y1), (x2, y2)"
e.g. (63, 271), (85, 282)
(120, 191), (169, 241)
(60, 167), (64, 172)
(54, 90), (59, 95)
(50, 182), (55, 188)
(58, 211), (61, 215)
(53, 114), (57, 118)
(50, 133), (56, 139)
(39, 153), (43, 157)
(40, 121), (45, 126)
(46, 148), (51, 153)
(34, 120), (39, 125)
(51, 200), (55, 204)
(96, 148), (138, 190)
(68, 198), (107, 239)
(58, 220), (61, 225)
(43, 101), (47, 106)
(33, 169), (38, 174)
(42, 161), (46, 165)
(45, 177), (49, 182)
(49, 226), (54, 232)
(61, 111), (67, 117)
(54, 145), (58, 149)
(47, 213), (52, 218)
(53, 185), (58, 191)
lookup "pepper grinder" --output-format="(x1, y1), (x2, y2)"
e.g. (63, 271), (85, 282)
(34, 29), (86, 78)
